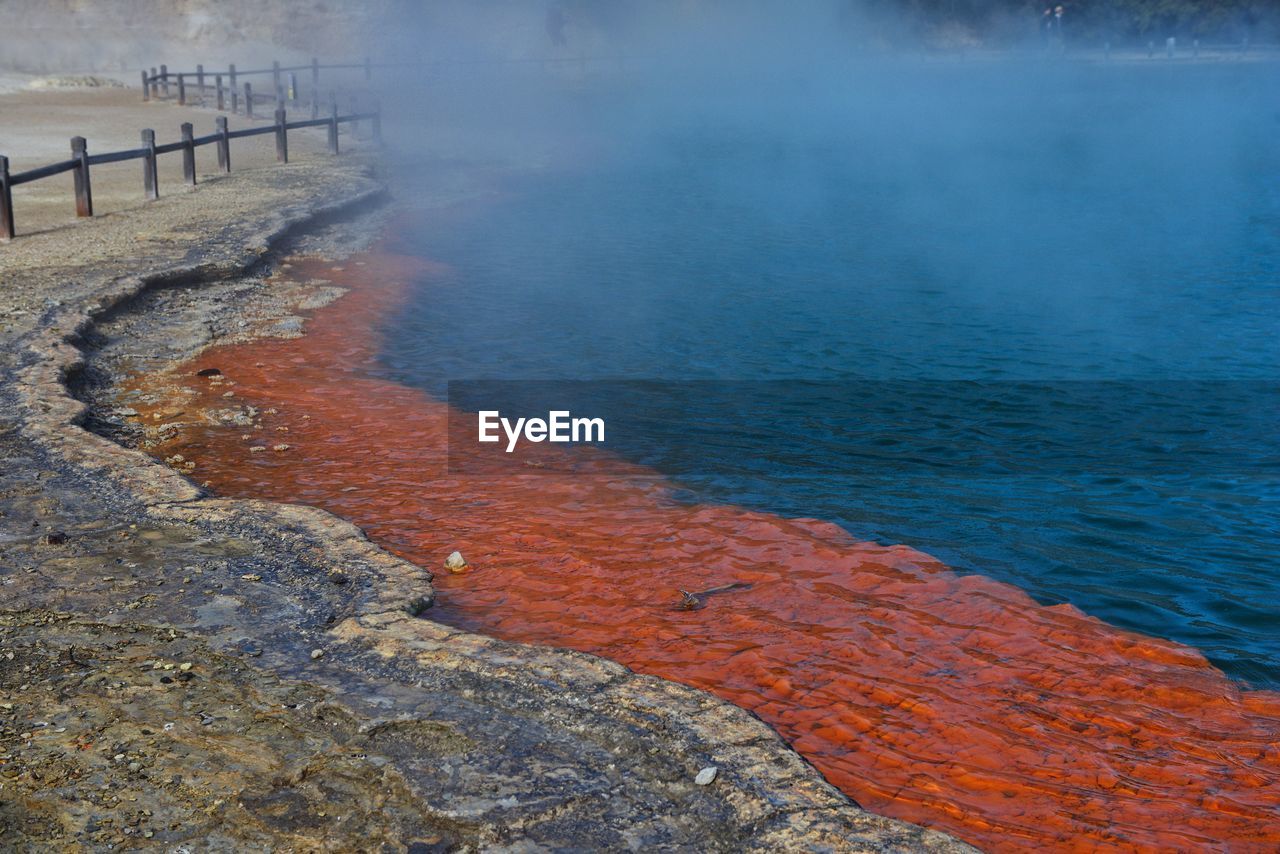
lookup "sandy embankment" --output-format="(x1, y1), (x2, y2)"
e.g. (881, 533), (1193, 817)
(0, 87), (971, 850)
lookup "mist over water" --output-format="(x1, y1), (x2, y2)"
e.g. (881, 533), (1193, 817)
(376, 42), (1280, 689)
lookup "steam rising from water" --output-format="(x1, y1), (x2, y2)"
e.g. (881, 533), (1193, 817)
(368, 7), (1280, 684)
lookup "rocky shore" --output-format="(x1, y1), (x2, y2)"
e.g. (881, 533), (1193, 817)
(0, 100), (973, 850)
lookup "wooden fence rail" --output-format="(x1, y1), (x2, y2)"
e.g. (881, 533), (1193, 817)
(0, 50), (625, 242)
(142, 57), (376, 114)
(140, 54), (624, 110)
(0, 105), (379, 242)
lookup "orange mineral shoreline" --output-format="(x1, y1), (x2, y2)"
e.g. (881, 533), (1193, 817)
(127, 243), (1280, 852)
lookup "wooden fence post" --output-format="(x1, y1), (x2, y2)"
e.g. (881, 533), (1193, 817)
(141, 129), (158, 200)
(0, 155), (14, 242)
(328, 92), (339, 155)
(229, 63), (237, 98)
(177, 73), (186, 105)
(150, 67), (158, 98)
(216, 74), (224, 110)
(272, 60), (281, 100)
(196, 63), (205, 94)
(231, 87), (239, 115)
(141, 69), (150, 101)
(160, 64), (170, 98)
(244, 82), (254, 119)
(311, 57), (319, 98)
(181, 122), (196, 186)
(275, 108), (288, 163)
(216, 116), (231, 173)
(71, 136), (93, 217)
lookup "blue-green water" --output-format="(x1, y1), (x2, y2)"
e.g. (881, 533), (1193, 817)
(385, 62), (1280, 686)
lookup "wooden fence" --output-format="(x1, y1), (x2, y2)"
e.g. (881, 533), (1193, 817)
(139, 58), (379, 119)
(136, 54), (621, 113)
(0, 58), (382, 243)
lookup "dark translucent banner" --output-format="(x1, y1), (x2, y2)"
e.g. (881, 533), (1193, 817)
(446, 380), (1279, 477)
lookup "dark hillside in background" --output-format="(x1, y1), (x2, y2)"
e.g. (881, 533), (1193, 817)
(3, 1), (1277, 75)
(837, 0), (1279, 48)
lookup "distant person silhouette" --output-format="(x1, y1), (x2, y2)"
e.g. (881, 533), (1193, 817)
(547, 5), (568, 48)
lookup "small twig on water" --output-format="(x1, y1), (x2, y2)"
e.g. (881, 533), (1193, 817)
(676, 582), (752, 611)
